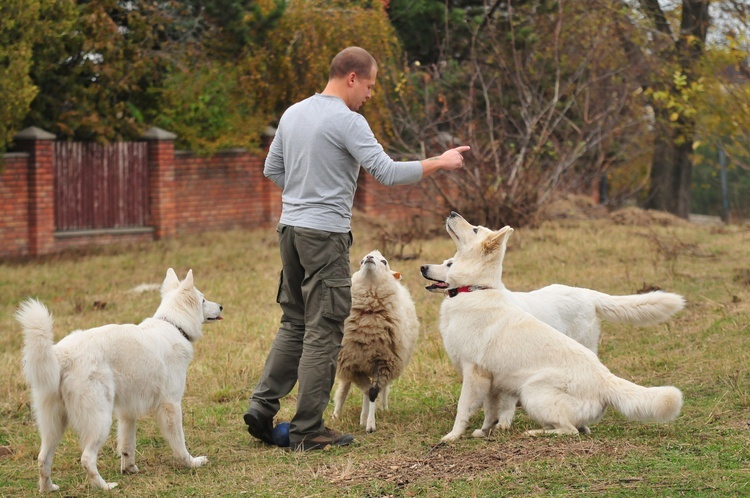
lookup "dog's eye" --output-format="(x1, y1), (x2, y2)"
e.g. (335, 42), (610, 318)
(447, 262), (453, 267)
(473, 228), (479, 234)
(381, 259), (387, 265)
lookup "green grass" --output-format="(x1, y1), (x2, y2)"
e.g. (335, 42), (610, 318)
(1, 215), (749, 496)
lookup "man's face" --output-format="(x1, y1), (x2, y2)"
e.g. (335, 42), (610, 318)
(348, 65), (377, 111)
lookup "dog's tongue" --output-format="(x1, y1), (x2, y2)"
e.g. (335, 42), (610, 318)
(216, 316), (223, 320)
(425, 282), (449, 291)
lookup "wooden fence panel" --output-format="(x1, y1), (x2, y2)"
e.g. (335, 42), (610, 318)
(54, 142), (149, 231)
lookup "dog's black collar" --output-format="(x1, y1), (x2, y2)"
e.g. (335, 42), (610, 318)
(447, 285), (492, 298)
(158, 318), (191, 342)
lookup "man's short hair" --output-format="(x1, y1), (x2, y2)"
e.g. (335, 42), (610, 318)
(329, 47), (377, 80)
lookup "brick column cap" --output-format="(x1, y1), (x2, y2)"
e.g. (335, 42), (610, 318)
(14, 126), (56, 140)
(143, 127), (177, 141)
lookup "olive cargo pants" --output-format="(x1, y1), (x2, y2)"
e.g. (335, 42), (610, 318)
(248, 224), (352, 442)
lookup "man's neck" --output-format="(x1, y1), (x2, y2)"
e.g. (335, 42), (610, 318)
(321, 80), (351, 109)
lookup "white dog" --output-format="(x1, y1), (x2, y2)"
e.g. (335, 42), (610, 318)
(438, 212), (682, 441)
(421, 259), (685, 355)
(333, 250), (420, 433)
(16, 269), (222, 492)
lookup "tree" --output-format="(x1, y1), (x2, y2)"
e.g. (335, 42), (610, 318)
(181, 0), (285, 58)
(0, 0), (74, 151)
(247, 0), (405, 142)
(160, 0), (406, 152)
(614, 0), (711, 218)
(690, 0), (750, 218)
(14, 0), (404, 153)
(154, 61), (269, 153)
(24, 0), (202, 142)
(384, 1), (644, 227)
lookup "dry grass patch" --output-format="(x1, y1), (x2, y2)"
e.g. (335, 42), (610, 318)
(321, 438), (636, 489)
(1, 210), (749, 496)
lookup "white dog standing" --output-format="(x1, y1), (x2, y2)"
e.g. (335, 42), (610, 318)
(421, 259), (685, 355)
(16, 268), (222, 492)
(333, 250), (420, 433)
(438, 212), (682, 441)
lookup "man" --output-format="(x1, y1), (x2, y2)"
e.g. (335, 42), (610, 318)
(245, 46), (468, 451)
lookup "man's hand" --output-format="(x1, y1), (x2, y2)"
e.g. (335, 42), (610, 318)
(421, 145), (470, 177)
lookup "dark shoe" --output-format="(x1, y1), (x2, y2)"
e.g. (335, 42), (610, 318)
(244, 409), (274, 445)
(290, 427), (354, 452)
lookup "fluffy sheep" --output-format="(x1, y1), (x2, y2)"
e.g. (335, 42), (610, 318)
(333, 250), (420, 433)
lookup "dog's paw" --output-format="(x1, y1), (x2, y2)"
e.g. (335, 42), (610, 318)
(440, 432), (461, 443)
(497, 421), (513, 430)
(40, 483), (59, 492)
(122, 463), (139, 474)
(366, 424), (376, 433)
(190, 456), (208, 468)
(471, 428), (488, 438)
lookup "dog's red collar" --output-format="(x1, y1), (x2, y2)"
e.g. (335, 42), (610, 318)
(447, 285), (491, 298)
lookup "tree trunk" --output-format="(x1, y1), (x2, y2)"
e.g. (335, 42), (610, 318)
(645, 113), (695, 218)
(641, 0), (710, 218)
(645, 119), (676, 213)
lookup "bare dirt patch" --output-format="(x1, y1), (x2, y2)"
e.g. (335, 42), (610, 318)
(542, 195), (610, 222)
(610, 206), (689, 227)
(317, 438), (640, 489)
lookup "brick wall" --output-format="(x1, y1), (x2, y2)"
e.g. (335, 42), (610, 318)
(16, 128), (56, 256)
(355, 169), (446, 225)
(173, 149), (280, 234)
(0, 126), (432, 259)
(0, 154), (31, 257)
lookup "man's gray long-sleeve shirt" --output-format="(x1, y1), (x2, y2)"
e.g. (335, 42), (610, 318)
(263, 93), (423, 233)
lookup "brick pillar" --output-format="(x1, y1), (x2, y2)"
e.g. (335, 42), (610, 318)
(144, 127), (177, 239)
(14, 127), (56, 256)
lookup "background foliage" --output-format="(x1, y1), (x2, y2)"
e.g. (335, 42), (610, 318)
(1, 0), (748, 221)
(0, 0), (68, 151)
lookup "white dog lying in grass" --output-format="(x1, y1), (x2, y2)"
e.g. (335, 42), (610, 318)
(333, 250), (420, 433)
(421, 259), (685, 355)
(438, 212), (682, 441)
(16, 269), (222, 492)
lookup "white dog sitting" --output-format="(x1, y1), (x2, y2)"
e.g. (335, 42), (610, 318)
(438, 212), (682, 441)
(421, 258), (685, 355)
(16, 269), (222, 492)
(333, 250), (420, 433)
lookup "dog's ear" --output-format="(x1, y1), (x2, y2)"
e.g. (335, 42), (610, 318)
(181, 269), (195, 289)
(482, 226), (514, 254)
(391, 271), (402, 280)
(161, 268), (181, 296)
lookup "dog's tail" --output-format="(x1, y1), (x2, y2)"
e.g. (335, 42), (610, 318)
(16, 299), (60, 398)
(605, 375), (682, 423)
(592, 290), (685, 326)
